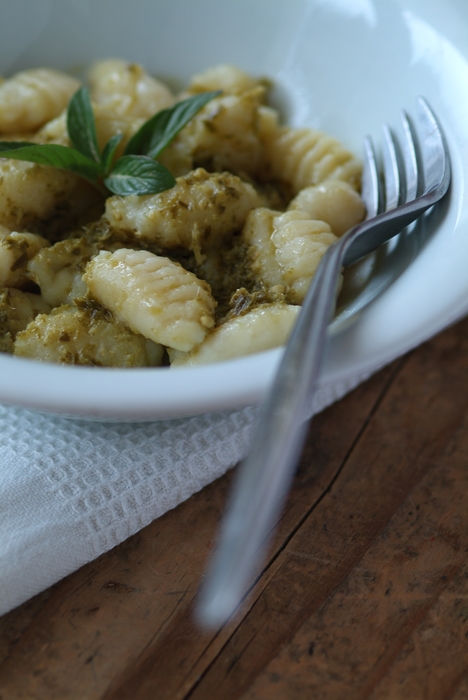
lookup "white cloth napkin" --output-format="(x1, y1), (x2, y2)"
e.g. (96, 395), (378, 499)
(0, 403), (256, 616)
(0, 368), (373, 616)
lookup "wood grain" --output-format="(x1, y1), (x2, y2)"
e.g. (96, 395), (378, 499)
(1, 317), (468, 699)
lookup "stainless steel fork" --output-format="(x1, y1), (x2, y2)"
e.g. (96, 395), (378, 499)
(197, 97), (451, 628)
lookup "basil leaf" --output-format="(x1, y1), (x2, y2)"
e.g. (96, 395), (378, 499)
(67, 87), (101, 164)
(0, 142), (101, 183)
(124, 90), (220, 158)
(104, 155), (176, 195)
(101, 133), (123, 175)
(0, 141), (37, 151)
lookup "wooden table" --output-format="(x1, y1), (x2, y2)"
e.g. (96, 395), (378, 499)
(1, 316), (468, 699)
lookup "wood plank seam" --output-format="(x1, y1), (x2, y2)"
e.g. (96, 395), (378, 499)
(183, 357), (411, 699)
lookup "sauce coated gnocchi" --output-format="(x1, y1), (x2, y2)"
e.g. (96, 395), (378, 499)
(0, 60), (365, 367)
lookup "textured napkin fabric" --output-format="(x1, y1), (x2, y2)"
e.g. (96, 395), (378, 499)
(0, 403), (257, 616)
(0, 371), (372, 616)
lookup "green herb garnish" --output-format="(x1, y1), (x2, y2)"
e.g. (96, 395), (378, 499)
(104, 155), (177, 196)
(124, 91), (222, 158)
(0, 86), (220, 196)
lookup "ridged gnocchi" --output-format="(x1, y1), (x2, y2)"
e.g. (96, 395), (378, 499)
(104, 168), (264, 253)
(27, 237), (97, 307)
(243, 209), (338, 304)
(169, 304), (300, 366)
(263, 124), (362, 195)
(288, 180), (366, 237)
(0, 230), (49, 288)
(0, 159), (101, 232)
(0, 68), (80, 133)
(186, 64), (267, 96)
(158, 89), (267, 179)
(0, 288), (50, 353)
(0, 60), (365, 367)
(14, 303), (163, 367)
(84, 249), (216, 352)
(88, 59), (175, 118)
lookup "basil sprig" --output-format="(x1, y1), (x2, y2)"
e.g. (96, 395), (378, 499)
(124, 91), (221, 158)
(0, 86), (220, 196)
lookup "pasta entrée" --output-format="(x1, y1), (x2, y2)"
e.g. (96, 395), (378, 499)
(0, 60), (366, 367)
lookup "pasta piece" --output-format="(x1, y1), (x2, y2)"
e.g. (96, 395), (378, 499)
(88, 59), (175, 118)
(84, 249), (216, 351)
(257, 105), (281, 153)
(264, 125), (362, 195)
(28, 237), (97, 307)
(158, 89), (266, 179)
(104, 168), (263, 253)
(243, 208), (338, 304)
(288, 180), (366, 236)
(0, 159), (101, 232)
(186, 64), (266, 95)
(0, 231), (49, 288)
(36, 110), (69, 146)
(13, 303), (163, 367)
(93, 104), (143, 155)
(0, 68), (80, 133)
(169, 304), (300, 366)
(0, 288), (51, 353)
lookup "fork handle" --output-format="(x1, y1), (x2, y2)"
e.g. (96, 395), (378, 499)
(196, 240), (345, 627)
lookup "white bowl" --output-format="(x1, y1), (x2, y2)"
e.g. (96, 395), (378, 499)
(0, 0), (467, 421)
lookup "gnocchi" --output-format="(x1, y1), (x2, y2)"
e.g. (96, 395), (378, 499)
(88, 58), (175, 119)
(0, 68), (80, 133)
(84, 249), (216, 352)
(104, 168), (264, 254)
(0, 60), (365, 367)
(243, 209), (339, 305)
